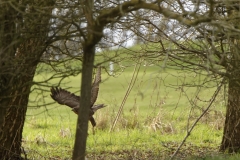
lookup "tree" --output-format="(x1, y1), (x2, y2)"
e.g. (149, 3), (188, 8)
(218, 2), (240, 152)
(0, 1), (55, 158)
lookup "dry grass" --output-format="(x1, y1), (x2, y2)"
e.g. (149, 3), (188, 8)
(95, 111), (110, 130)
(148, 113), (175, 134)
(59, 128), (72, 138)
(201, 110), (225, 130)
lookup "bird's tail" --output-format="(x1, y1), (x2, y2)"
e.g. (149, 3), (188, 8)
(92, 104), (106, 112)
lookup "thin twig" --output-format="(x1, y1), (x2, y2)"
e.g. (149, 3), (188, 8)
(109, 62), (141, 132)
(170, 77), (225, 159)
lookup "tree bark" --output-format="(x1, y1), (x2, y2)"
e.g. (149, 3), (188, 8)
(219, 2), (240, 152)
(0, 72), (35, 159)
(72, 1), (97, 159)
(220, 72), (240, 152)
(0, 38), (46, 158)
(72, 46), (95, 160)
(0, 2), (27, 158)
(0, 1), (55, 158)
(0, 0), (20, 131)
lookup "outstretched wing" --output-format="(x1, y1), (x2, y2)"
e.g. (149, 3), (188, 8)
(91, 66), (101, 106)
(50, 87), (80, 109)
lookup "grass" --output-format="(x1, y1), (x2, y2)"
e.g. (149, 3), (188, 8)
(22, 51), (232, 159)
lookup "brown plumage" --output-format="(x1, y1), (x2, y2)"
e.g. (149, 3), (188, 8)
(50, 67), (105, 127)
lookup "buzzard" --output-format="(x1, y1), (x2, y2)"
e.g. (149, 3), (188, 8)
(50, 67), (105, 127)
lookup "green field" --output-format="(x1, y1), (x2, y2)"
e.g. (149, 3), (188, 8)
(22, 53), (235, 159)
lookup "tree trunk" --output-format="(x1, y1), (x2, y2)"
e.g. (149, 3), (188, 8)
(0, 1), (54, 158)
(72, 46), (95, 160)
(72, 1), (97, 159)
(220, 72), (240, 152)
(0, 0), (20, 131)
(0, 2), (28, 158)
(0, 74), (35, 159)
(0, 38), (44, 158)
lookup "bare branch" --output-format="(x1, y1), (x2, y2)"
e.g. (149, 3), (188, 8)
(170, 77), (226, 159)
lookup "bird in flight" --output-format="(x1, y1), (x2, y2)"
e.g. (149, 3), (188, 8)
(50, 67), (106, 127)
